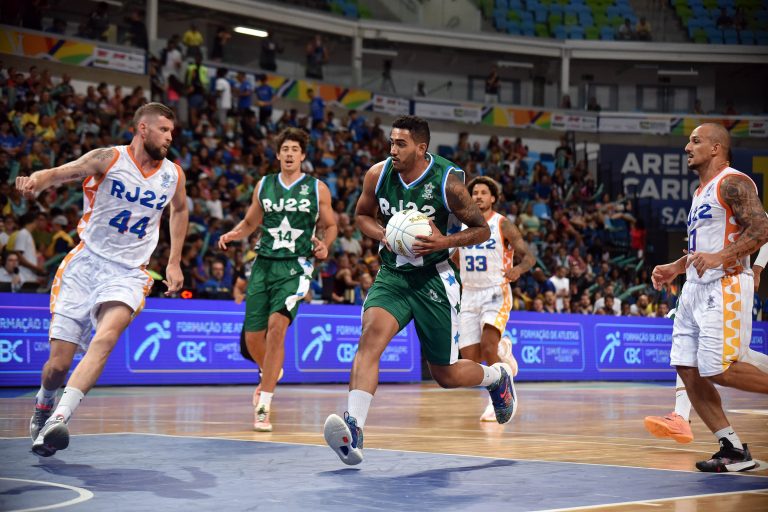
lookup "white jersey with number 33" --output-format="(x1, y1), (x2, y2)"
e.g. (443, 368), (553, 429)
(459, 212), (513, 289)
(686, 167), (756, 284)
(78, 145), (181, 267)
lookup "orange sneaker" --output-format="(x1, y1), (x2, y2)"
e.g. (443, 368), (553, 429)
(254, 405), (272, 432)
(643, 412), (694, 443)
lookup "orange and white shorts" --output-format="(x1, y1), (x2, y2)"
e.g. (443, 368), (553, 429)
(49, 243), (153, 350)
(458, 284), (512, 349)
(671, 273), (753, 377)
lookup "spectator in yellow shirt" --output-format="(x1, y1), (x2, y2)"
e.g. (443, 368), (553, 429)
(183, 23), (204, 60)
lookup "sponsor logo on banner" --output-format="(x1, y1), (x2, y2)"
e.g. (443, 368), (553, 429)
(294, 315), (414, 372)
(752, 328), (766, 353)
(92, 47), (146, 74)
(413, 101), (482, 124)
(0, 339), (24, 363)
(503, 321), (585, 371)
(594, 324), (673, 371)
(127, 309), (247, 371)
(551, 113), (598, 132)
(599, 116), (670, 134)
(749, 121), (768, 137)
(372, 94), (410, 116)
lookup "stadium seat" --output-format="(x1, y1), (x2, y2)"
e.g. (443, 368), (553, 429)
(600, 26), (615, 39)
(507, 22), (522, 35)
(705, 27), (723, 43)
(535, 23), (550, 37)
(723, 28), (738, 43)
(534, 8), (548, 24)
(585, 26), (600, 39)
(580, 13), (595, 27)
(740, 29), (755, 44)
(553, 25), (567, 39)
(569, 26), (586, 38)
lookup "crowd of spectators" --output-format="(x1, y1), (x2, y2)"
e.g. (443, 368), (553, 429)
(0, 55), (709, 319)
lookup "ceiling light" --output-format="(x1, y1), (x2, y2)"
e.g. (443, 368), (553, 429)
(234, 26), (268, 38)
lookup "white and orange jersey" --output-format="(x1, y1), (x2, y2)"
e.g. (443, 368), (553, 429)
(459, 211), (514, 289)
(686, 167), (756, 284)
(78, 145), (181, 267)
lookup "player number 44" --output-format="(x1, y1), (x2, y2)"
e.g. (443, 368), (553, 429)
(109, 209), (150, 239)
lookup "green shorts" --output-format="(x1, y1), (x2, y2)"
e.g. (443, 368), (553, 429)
(364, 260), (461, 365)
(244, 256), (313, 332)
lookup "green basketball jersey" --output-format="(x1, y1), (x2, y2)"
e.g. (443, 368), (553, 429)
(256, 173), (319, 259)
(375, 153), (464, 271)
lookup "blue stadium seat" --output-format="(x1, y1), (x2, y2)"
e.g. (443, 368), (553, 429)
(507, 22), (522, 35)
(600, 26), (615, 40)
(755, 32), (768, 45)
(509, 0), (523, 9)
(723, 28), (738, 43)
(740, 30), (755, 44)
(569, 26), (585, 39)
(553, 25), (567, 39)
(706, 28), (722, 43)
(550, 4), (565, 16)
(494, 13), (509, 31)
(564, 5), (578, 15)
(495, 0), (509, 9)
(522, 26), (535, 37)
(579, 13), (594, 26)
(534, 8), (548, 23)
(520, 11), (534, 23)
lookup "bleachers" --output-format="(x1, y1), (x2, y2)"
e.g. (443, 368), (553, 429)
(490, 0), (638, 40)
(673, 0), (768, 44)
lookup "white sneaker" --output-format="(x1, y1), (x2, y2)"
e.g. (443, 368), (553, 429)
(324, 413), (364, 465)
(254, 405), (272, 432)
(497, 336), (518, 377)
(479, 399), (496, 422)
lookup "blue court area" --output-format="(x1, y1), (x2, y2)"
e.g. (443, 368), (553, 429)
(2, 434), (767, 511)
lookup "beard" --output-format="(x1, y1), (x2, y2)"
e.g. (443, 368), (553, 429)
(144, 140), (167, 161)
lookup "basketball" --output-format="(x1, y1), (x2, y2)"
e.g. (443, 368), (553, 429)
(385, 209), (433, 258)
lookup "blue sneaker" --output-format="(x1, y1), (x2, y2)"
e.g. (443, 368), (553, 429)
(486, 362), (518, 424)
(324, 412), (364, 465)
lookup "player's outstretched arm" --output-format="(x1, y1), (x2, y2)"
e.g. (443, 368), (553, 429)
(312, 181), (338, 260)
(687, 176), (768, 277)
(15, 147), (116, 198)
(165, 170), (188, 296)
(219, 179), (264, 250)
(503, 219), (535, 282)
(355, 162), (387, 244)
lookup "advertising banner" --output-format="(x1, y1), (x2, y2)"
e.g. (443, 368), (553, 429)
(413, 101), (483, 123)
(600, 145), (767, 230)
(3, 294), (767, 386)
(0, 294), (420, 386)
(372, 94), (411, 116)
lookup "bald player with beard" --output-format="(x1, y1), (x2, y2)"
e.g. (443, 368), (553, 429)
(651, 122), (768, 472)
(18, 102), (189, 457)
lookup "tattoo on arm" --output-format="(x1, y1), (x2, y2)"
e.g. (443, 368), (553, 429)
(445, 173), (490, 247)
(720, 176), (768, 264)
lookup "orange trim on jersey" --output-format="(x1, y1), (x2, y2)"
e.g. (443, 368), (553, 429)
(492, 284), (513, 333)
(77, 149), (119, 236)
(720, 275), (741, 371)
(127, 145), (163, 179)
(133, 268), (155, 318)
(49, 241), (85, 314)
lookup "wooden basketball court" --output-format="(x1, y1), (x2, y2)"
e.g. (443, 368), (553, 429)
(2, 382), (767, 511)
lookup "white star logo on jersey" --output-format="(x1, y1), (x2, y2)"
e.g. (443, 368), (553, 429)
(268, 216), (304, 253)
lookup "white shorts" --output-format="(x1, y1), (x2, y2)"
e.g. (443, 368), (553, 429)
(458, 284), (512, 349)
(49, 243), (154, 350)
(671, 274), (753, 377)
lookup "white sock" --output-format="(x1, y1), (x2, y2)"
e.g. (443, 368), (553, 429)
(480, 364), (502, 388)
(347, 389), (373, 428)
(52, 387), (84, 424)
(714, 426), (743, 450)
(743, 349), (768, 373)
(258, 391), (273, 410)
(36, 386), (58, 406)
(673, 375), (691, 421)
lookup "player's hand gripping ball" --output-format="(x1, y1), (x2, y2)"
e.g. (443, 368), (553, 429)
(385, 209), (432, 258)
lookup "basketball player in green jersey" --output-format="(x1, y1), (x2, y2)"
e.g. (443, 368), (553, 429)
(324, 115), (518, 465)
(219, 128), (337, 432)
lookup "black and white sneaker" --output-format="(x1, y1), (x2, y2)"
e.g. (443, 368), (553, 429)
(696, 438), (757, 473)
(31, 415), (69, 457)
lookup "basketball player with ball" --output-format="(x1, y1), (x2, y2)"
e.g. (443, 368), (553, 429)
(324, 115), (518, 466)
